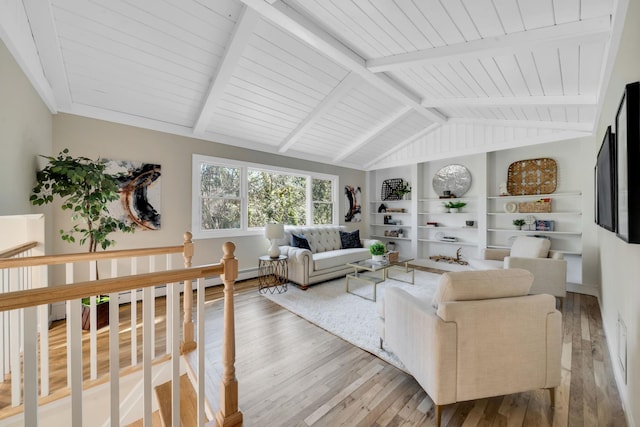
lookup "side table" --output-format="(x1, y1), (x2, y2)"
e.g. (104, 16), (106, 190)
(258, 255), (288, 294)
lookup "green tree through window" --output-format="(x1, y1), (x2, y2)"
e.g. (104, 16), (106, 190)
(248, 170), (306, 227)
(193, 155), (337, 237)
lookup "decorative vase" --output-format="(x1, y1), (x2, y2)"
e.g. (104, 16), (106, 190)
(372, 254), (385, 262)
(450, 208), (459, 213)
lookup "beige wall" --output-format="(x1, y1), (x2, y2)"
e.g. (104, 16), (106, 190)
(0, 40), (52, 216)
(593, 0), (640, 425)
(52, 113), (366, 271)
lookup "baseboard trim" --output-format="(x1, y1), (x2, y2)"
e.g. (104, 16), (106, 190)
(567, 282), (600, 298)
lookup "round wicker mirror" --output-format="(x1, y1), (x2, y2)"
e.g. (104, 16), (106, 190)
(432, 164), (472, 197)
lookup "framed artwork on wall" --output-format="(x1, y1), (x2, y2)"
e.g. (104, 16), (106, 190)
(616, 81), (640, 243)
(596, 126), (616, 232)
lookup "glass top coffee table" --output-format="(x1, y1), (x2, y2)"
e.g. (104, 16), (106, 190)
(346, 257), (414, 301)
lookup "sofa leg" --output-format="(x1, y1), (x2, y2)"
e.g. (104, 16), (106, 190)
(549, 387), (556, 407)
(379, 337), (383, 350)
(300, 284), (308, 291)
(435, 404), (442, 427)
(558, 297), (564, 311)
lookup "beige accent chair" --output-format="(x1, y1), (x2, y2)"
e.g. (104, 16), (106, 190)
(468, 236), (567, 308)
(379, 269), (562, 426)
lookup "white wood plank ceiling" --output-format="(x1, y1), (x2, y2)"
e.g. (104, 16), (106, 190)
(1, 0), (620, 170)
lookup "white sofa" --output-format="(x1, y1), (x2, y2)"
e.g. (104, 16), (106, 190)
(378, 269), (562, 426)
(275, 225), (379, 290)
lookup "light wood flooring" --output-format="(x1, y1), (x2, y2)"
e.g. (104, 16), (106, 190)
(0, 270), (627, 426)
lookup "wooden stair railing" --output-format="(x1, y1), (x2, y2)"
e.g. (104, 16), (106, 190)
(0, 238), (242, 427)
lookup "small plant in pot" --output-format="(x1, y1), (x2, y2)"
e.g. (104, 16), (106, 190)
(444, 201), (467, 213)
(369, 242), (386, 262)
(513, 218), (526, 230)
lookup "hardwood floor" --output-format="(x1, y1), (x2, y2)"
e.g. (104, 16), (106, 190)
(191, 279), (627, 426)
(0, 273), (627, 426)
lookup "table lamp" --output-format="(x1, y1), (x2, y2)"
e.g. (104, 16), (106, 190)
(265, 223), (284, 258)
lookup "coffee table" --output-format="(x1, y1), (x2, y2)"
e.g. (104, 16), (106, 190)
(346, 257), (414, 301)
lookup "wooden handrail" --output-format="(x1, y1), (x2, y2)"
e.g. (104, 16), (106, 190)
(0, 241), (38, 259)
(0, 264), (224, 312)
(0, 244), (185, 269)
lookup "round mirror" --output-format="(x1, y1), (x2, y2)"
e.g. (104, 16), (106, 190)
(432, 164), (472, 197)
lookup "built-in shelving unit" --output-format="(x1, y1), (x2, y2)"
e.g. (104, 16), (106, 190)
(486, 191), (583, 255)
(366, 140), (586, 283)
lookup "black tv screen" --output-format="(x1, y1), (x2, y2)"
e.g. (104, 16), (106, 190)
(596, 126), (616, 232)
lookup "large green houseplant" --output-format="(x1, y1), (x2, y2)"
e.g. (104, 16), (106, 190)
(31, 149), (135, 329)
(30, 148), (134, 252)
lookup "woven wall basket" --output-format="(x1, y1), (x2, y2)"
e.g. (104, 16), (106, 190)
(507, 158), (557, 195)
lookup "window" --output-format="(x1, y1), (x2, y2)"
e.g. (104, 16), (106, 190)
(192, 155), (338, 237)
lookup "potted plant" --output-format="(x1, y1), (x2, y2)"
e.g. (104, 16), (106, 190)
(513, 218), (526, 230)
(394, 182), (412, 200)
(369, 242), (386, 262)
(31, 149), (135, 328)
(397, 228), (405, 238)
(81, 295), (110, 330)
(444, 201), (467, 213)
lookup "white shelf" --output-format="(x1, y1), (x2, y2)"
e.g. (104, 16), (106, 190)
(419, 226), (477, 230)
(372, 212), (410, 215)
(487, 191), (581, 199)
(487, 211), (582, 215)
(418, 239), (478, 247)
(419, 196), (476, 202)
(371, 199), (411, 203)
(487, 229), (582, 236)
(418, 212), (476, 215)
(372, 234), (410, 240)
(487, 245), (582, 255)
(371, 224), (412, 227)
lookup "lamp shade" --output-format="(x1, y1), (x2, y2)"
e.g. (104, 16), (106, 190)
(265, 223), (284, 240)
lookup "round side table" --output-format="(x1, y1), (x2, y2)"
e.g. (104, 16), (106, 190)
(258, 255), (288, 294)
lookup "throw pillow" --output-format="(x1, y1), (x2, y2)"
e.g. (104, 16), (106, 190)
(510, 236), (550, 258)
(339, 230), (362, 249)
(291, 233), (312, 251)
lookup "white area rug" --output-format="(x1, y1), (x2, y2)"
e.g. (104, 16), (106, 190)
(262, 270), (441, 369)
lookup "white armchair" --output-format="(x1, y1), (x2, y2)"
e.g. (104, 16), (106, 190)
(379, 269), (562, 426)
(468, 236), (567, 307)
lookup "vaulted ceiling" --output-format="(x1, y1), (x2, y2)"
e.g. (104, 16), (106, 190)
(1, 0), (619, 170)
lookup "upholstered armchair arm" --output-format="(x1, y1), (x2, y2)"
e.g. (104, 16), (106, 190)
(384, 288), (457, 405)
(504, 256), (567, 297)
(279, 245), (312, 263)
(481, 248), (510, 261)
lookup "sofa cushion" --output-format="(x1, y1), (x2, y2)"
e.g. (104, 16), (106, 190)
(510, 236), (550, 258)
(339, 230), (362, 249)
(313, 248), (370, 271)
(432, 269), (533, 308)
(291, 233), (312, 251)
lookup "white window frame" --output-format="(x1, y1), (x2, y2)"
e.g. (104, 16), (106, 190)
(192, 154), (338, 239)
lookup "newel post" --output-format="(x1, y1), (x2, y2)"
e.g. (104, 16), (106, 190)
(180, 232), (196, 354)
(215, 242), (243, 427)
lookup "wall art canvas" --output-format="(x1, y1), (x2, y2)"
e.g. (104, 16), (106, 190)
(344, 185), (361, 222)
(105, 159), (161, 230)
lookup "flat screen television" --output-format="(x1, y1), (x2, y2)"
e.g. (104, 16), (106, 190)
(596, 126), (616, 232)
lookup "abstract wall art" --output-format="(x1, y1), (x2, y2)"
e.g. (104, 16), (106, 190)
(344, 185), (361, 222)
(105, 159), (161, 230)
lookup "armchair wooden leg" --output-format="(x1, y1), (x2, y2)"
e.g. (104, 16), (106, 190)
(379, 337), (383, 349)
(549, 387), (556, 407)
(435, 404), (442, 427)
(559, 297), (564, 311)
